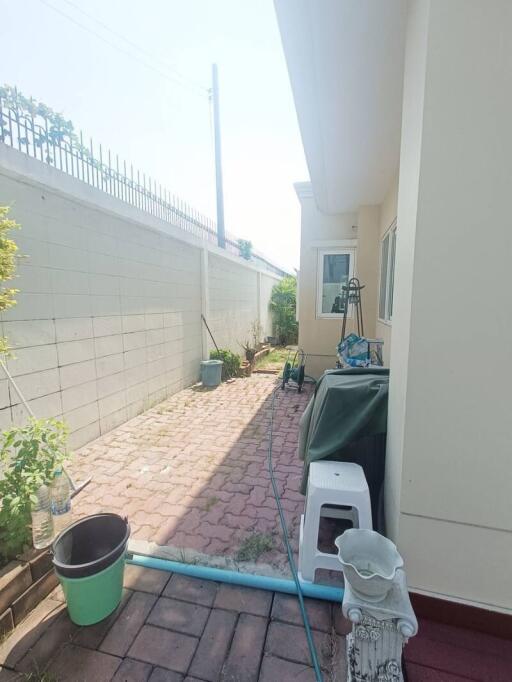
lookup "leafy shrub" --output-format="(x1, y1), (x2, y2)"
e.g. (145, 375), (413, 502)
(209, 349), (241, 380)
(0, 206), (20, 355)
(270, 276), (298, 345)
(237, 239), (252, 260)
(0, 418), (69, 562)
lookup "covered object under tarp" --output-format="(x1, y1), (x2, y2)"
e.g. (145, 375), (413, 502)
(298, 368), (389, 531)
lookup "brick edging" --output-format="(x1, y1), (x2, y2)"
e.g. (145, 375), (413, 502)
(0, 549), (58, 637)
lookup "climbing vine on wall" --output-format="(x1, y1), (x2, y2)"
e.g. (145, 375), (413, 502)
(0, 84), (102, 168)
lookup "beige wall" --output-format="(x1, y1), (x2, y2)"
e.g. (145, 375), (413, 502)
(295, 184), (358, 377)
(387, 0), (512, 612)
(296, 181), (399, 377)
(355, 205), (380, 340)
(376, 174), (399, 366)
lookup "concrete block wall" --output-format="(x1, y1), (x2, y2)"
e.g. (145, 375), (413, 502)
(207, 253), (259, 355)
(0, 148), (280, 448)
(260, 273), (277, 339)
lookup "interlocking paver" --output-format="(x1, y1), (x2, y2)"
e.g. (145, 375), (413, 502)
(100, 591), (157, 657)
(188, 609), (237, 682)
(147, 596), (210, 637)
(265, 620), (334, 671)
(0, 598), (61, 668)
(46, 643), (121, 682)
(221, 613), (267, 682)
(333, 606), (352, 636)
(214, 584), (273, 617)
(128, 624), (197, 673)
(259, 654), (316, 682)
(15, 604), (79, 674)
(272, 593), (333, 633)
(164, 575), (219, 607)
(68, 375), (311, 569)
(73, 589), (132, 650)
(149, 668), (184, 682)
(123, 565), (171, 595)
(111, 657), (153, 681)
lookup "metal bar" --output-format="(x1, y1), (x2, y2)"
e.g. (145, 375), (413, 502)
(116, 154), (120, 199)
(108, 149), (112, 195)
(123, 160), (127, 204)
(44, 114), (50, 164)
(99, 144), (104, 192)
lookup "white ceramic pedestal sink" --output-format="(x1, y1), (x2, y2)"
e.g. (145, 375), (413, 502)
(335, 528), (403, 602)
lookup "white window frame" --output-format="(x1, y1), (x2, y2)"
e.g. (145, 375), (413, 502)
(316, 247), (356, 319)
(378, 220), (397, 324)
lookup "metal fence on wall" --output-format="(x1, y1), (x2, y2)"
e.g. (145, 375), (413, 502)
(0, 87), (288, 278)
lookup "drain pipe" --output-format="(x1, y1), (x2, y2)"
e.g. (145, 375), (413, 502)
(127, 553), (343, 603)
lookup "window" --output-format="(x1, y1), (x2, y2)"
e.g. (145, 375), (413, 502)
(316, 248), (355, 318)
(379, 221), (397, 322)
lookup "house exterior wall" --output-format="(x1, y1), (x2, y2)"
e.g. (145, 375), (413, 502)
(0, 147), (280, 449)
(376, 175), (399, 366)
(355, 205), (380, 340)
(295, 182), (398, 376)
(387, 0), (512, 612)
(295, 183), (358, 378)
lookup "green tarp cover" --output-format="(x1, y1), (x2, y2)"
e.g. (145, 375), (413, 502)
(299, 368), (389, 494)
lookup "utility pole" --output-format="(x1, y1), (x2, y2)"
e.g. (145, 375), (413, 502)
(211, 63), (226, 249)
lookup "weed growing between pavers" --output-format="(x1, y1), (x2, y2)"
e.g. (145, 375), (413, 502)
(20, 668), (58, 681)
(204, 496), (219, 511)
(236, 532), (274, 562)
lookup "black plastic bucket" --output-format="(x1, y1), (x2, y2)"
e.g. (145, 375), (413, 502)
(52, 513), (130, 578)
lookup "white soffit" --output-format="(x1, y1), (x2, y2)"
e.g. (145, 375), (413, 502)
(275, 0), (407, 213)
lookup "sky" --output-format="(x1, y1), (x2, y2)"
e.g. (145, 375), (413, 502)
(1, 0), (309, 271)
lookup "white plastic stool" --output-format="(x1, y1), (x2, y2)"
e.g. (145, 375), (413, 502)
(299, 461), (372, 582)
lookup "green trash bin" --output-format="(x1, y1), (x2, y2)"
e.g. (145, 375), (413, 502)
(52, 513), (130, 625)
(201, 359), (223, 386)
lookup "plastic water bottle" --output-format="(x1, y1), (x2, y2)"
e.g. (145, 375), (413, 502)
(31, 484), (54, 549)
(51, 469), (72, 535)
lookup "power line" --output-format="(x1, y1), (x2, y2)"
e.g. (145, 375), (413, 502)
(38, 0), (209, 99)
(59, 0), (208, 94)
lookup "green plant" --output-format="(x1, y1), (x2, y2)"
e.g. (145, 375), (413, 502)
(1, 85), (100, 170)
(209, 349), (241, 380)
(0, 418), (69, 562)
(236, 533), (273, 562)
(237, 239), (252, 260)
(204, 496), (219, 512)
(0, 206), (20, 356)
(21, 668), (59, 682)
(269, 276), (298, 345)
(239, 341), (256, 363)
(250, 319), (263, 348)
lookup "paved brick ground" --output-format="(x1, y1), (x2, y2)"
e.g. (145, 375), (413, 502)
(0, 565), (348, 681)
(1, 566), (510, 681)
(67, 375), (311, 573)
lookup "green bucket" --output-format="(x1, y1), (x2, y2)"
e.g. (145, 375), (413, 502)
(52, 513), (130, 626)
(57, 551), (126, 625)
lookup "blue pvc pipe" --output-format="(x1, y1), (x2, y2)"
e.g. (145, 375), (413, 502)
(128, 553), (344, 603)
